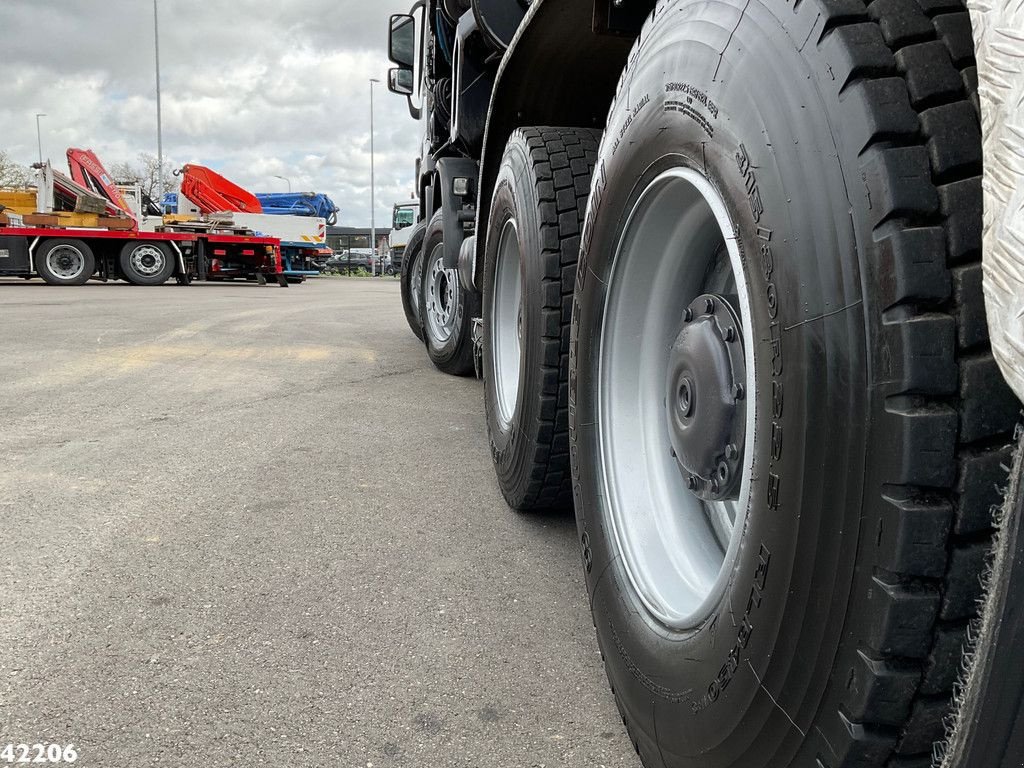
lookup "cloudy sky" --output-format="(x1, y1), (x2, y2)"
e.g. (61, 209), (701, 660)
(0, 0), (421, 227)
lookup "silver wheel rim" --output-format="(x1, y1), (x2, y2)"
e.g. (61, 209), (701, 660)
(46, 245), (86, 281)
(129, 244), (165, 277)
(424, 242), (459, 344)
(598, 167), (756, 630)
(490, 218), (523, 430)
(410, 246), (425, 327)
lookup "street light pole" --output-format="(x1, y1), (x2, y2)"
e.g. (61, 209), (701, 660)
(273, 175), (292, 192)
(370, 78), (380, 276)
(154, 0), (164, 199)
(35, 113), (46, 166)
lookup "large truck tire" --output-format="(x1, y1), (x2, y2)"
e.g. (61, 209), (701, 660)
(36, 238), (95, 286)
(400, 220), (428, 341)
(419, 210), (479, 376)
(568, 0), (1020, 766)
(483, 127), (600, 511)
(119, 241), (176, 286)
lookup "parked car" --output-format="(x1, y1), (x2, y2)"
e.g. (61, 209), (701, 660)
(325, 249), (372, 274)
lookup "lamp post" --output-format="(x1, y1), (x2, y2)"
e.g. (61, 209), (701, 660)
(35, 113), (46, 166)
(154, 0), (164, 198)
(273, 175), (292, 192)
(370, 77), (380, 276)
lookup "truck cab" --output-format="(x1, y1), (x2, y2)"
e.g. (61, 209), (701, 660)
(388, 200), (420, 270)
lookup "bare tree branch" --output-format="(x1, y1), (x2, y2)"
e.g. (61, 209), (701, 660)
(110, 152), (176, 200)
(0, 151), (33, 188)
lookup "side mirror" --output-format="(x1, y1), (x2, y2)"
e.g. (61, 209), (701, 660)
(388, 67), (414, 97)
(388, 14), (416, 68)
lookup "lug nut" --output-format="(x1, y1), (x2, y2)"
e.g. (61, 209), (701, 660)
(733, 383), (745, 401)
(686, 475), (698, 491)
(704, 298), (715, 314)
(710, 477), (721, 494)
(683, 307), (693, 322)
(717, 461), (730, 482)
(725, 443), (739, 460)
(724, 327), (736, 343)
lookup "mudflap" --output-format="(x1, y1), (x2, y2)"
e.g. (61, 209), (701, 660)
(472, 317), (483, 379)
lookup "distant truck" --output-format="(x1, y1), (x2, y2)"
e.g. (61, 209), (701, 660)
(388, 200), (419, 271)
(386, 1), (1024, 767)
(166, 165), (335, 281)
(0, 155), (284, 286)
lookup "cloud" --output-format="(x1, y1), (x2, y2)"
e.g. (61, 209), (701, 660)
(0, 0), (423, 226)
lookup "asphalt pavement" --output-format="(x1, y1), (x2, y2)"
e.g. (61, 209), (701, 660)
(0, 277), (638, 768)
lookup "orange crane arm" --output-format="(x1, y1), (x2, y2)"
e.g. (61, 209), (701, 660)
(66, 148), (135, 218)
(177, 164), (263, 214)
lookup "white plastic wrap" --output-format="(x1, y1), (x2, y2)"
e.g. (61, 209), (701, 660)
(971, 0), (1024, 404)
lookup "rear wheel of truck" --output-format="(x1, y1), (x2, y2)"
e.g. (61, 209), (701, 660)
(400, 221), (428, 341)
(36, 239), (95, 286)
(119, 241), (175, 286)
(483, 127), (600, 511)
(419, 210), (478, 375)
(568, 0), (1020, 766)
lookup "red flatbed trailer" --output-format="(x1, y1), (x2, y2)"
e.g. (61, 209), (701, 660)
(0, 224), (287, 287)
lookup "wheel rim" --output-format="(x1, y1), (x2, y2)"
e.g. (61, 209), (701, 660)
(598, 167), (756, 630)
(129, 244), (165, 277)
(410, 246), (426, 327)
(424, 242), (460, 344)
(490, 218), (523, 430)
(46, 245), (86, 281)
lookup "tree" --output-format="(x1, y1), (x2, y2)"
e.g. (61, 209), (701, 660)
(0, 151), (33, 188)
(109, 152), (176, 201)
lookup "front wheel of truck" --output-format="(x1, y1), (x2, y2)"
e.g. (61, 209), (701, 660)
(400, 220), (428, 341)
(419, 210), (479, 376)
(568, 0), (1020, 765)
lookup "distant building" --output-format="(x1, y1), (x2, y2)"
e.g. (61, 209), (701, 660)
(327, 226), (391, 253)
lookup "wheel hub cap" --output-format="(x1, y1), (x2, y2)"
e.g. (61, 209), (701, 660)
(48, 247), (84, 279)
(131, 245), (164, 276)
(667, 294), (746, 502)
(597, 166), (756, 629)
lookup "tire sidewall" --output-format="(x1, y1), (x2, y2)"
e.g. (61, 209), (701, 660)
(401, 222), (428, 341)
(570, 1), (869, 763)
